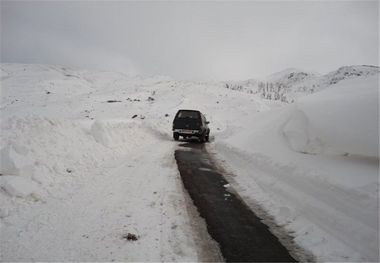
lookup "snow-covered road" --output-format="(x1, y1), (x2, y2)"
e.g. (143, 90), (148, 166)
(1, 64), (378, 261)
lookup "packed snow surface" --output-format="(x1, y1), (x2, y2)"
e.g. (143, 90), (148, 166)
(1, 63), (378, 261)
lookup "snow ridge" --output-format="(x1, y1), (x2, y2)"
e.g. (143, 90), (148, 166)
(224, 65), (379, 102)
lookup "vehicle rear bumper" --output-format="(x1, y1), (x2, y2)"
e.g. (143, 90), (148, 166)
(173, 129), (200, 136)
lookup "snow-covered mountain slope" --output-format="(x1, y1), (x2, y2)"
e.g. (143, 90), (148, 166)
(322, 65), (380, 86)
(265, 68), (320, 85)
(225, 65), (379, 102)
(0, 63), (378, 262)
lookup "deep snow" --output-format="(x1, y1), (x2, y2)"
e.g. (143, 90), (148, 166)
(0, 63), (378, 261)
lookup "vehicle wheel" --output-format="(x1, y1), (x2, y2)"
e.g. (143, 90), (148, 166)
(199, 134), (205, 143)
(173, 132), (179, 141)
(205, 135), (209, 142)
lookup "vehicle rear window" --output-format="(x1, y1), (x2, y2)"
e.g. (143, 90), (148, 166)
(177, 111), (199, 119)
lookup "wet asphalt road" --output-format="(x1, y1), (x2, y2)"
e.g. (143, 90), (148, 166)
(175, 140), (297, 262)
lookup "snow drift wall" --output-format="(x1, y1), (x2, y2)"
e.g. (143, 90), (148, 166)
(222, 74), (379, 159)
(296, 75), (379, 157)
(0, 117), (156, 200)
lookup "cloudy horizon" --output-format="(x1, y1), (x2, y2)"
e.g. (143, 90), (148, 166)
(1, 1), (379, 80)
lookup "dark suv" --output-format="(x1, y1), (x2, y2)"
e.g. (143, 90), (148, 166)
(172, 109), (210, 142)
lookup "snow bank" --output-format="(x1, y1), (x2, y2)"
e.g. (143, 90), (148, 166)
(258, 74), (379, 158)
(0, 116), (155, 203)
(297, 75), (379, 157)
(90, 119), (154, 149)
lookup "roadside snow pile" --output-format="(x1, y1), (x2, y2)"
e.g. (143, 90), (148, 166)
(215, 74), (379, 261)
(223, 74), (379, 158)
(90, 119), (154, 149)
(294, 75), (379, 157)
(0, 117), (154, 203)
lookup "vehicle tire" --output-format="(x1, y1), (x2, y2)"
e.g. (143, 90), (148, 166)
(199, 133), (205, 143)
(205, 135), (209, 142)
(173, 132), (179, 141)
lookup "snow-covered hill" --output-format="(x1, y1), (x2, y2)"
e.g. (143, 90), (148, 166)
(0, 63), (378, 262)
(225, 65), (379, 102)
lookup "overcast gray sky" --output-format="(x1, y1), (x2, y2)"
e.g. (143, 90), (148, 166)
(1, 1), (378, 80)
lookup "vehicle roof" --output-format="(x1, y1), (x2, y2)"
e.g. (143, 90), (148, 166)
(177, 109), (201, 112)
